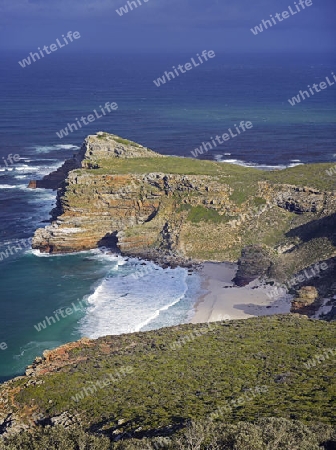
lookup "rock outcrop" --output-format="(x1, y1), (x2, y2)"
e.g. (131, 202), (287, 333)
(291, 286), (320, 315)
(232, 245), (274, 286)
(28, 132), (163, 190)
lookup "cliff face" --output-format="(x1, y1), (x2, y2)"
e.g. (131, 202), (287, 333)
(32, 133), (336, 273)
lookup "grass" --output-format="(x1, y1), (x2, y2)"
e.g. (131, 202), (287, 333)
(79, 156), (336, 193)
(97, 133), (110, 139)
(113, 137), (139, 146)
(186, 205), (230, 224)
(254, 197), (267, 207)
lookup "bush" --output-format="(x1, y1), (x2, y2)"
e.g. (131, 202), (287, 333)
(0, 426), (111, 450)
(1, 419), (334, 450)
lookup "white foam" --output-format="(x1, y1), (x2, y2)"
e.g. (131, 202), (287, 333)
(15, 165), (40, 172)
(30, 144), (80, 154)
(0, 184), (29, 190)
(12, 161), (62, 178)
(79, 258), (189, 338)
(0, 184), (17, 189)
(216, 157), (304, 170)
(30, 248), (90, 258)
(1, 237), (32, 248)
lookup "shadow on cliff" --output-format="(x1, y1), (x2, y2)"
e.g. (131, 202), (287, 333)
(27, 155), (79, 190)
(97, 232), (119, 252)
(285, 213), (336, 246)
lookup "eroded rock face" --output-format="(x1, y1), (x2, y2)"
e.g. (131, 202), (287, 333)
(81, 132), (164, 161)
(32, 170), (233, 256)
(233, 245), (273, 286)
(275, 186), (326, 214)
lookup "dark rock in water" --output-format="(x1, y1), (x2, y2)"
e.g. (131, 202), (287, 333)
(28, 156), (80, 190)
(233, 245), (273, 287)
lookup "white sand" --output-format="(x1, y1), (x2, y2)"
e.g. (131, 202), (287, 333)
(191, 262), (292, 324)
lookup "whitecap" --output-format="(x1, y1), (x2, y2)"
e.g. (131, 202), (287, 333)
(30, 248), (91, 258)
(29, 144), (80, 154)
(218, 158), (304, 171)
(79, 259), (190, 338)
(0, 184), (24, 189)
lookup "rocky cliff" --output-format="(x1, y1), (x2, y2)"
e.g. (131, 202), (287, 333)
(31, 132), (336, 268)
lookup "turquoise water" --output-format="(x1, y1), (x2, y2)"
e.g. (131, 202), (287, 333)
(0, 249), (200, 381)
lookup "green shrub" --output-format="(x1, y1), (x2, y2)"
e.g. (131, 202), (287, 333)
(187, 205), (227, 223)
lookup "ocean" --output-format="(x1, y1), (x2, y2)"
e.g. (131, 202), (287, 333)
(0, 51), (335, 381)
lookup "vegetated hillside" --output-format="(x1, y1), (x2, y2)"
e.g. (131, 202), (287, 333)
(0, 315), (335, 449)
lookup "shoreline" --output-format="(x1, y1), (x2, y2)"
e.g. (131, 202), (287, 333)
(191, 262), (292, 324)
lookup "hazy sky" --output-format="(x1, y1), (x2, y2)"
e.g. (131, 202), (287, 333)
(0, 0), (335, 52)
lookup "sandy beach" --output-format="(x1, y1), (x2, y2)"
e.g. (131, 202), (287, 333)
(191, 262), (292, 324)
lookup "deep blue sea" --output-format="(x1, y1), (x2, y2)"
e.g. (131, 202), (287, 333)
(0, 52), (335, 381)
